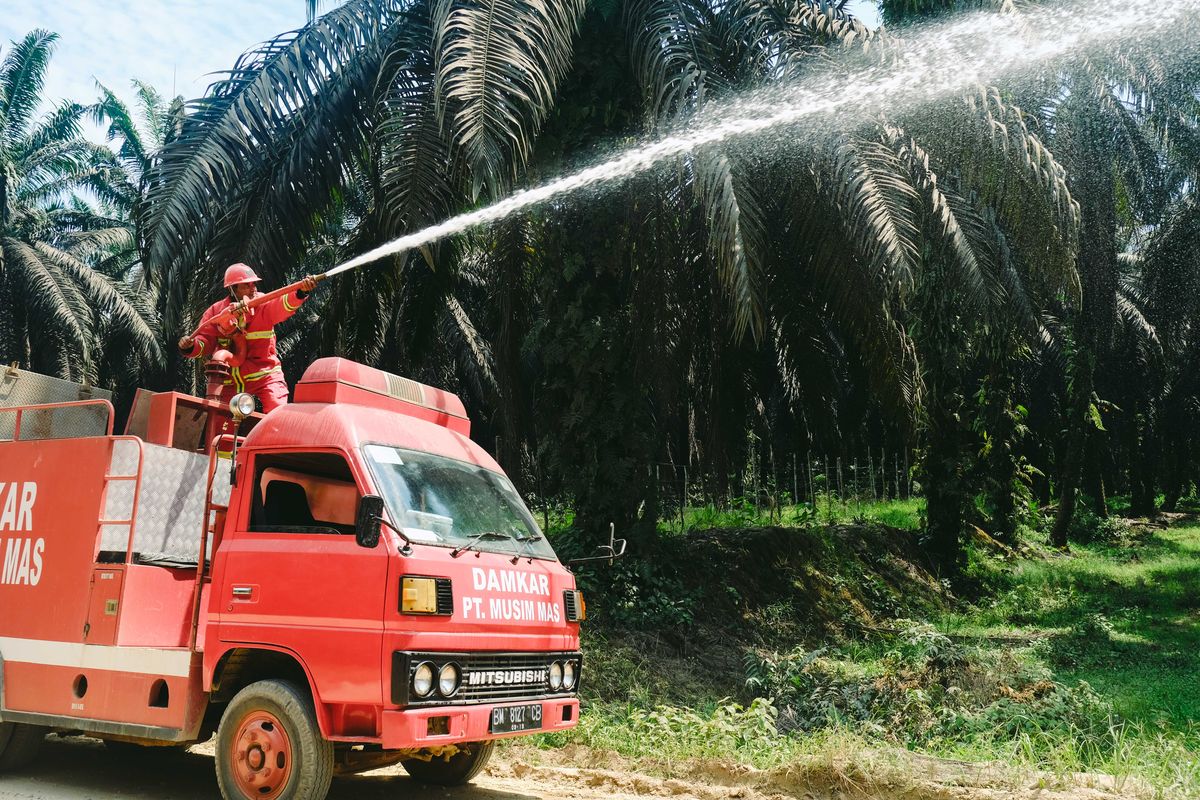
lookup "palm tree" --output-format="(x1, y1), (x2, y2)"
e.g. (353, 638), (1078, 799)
(142, 0), (1080, 560)
(0, 30), (160, 383)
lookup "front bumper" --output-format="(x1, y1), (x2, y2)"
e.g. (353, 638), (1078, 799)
(380, 697), (580, 749)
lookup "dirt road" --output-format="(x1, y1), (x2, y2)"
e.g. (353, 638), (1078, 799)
(0, 736), (1149, 800)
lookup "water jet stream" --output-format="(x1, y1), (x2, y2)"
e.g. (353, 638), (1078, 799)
(323, 0), (1199, 279)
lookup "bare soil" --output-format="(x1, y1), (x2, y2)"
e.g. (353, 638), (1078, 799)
(0, 736), (1149, 800)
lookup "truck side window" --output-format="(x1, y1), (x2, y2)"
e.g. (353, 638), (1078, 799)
(248, 452), (360, 535)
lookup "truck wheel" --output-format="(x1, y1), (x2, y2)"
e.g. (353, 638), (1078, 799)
(214, 680), (333, 800)
(0, 722), (47, 771)
(401, 740), (495, 786)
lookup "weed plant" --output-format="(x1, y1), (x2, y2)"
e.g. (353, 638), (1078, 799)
(537, 517), (1200, 797)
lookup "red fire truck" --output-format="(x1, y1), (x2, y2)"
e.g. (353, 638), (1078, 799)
(0, 358), (607, 800)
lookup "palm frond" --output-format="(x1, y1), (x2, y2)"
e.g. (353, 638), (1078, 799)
(626, 0), (726, 124)
(442, 292), (498, 401)
(33, 241), (162, 363)
(829, 135), (921, 298)
(3, 237), (91, 365)
(432, 0), (586, 195)
(1, 29), (58, 141)
(886, 125), (1001, 314)
(376, 21), (457, 238)
(692, 150), (767, 341)
(143, 0), (404, 283)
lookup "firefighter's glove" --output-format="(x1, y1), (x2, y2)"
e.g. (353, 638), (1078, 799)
(297, 274), (320, 297)
(178, 335), (195, 353)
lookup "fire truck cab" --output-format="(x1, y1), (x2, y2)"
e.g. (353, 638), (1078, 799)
(0, 358), (584, 800)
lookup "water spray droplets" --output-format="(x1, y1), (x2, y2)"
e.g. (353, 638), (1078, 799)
(324, 0), (1200, 279)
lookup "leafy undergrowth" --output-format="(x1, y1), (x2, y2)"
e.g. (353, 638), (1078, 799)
(562, 517), (948, 637)
(538, 514), (1200, 798)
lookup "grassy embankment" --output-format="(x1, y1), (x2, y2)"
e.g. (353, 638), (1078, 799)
(533, 502), (1200, 797)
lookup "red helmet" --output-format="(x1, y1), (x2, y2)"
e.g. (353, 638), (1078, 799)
(223, 263), (262, 288)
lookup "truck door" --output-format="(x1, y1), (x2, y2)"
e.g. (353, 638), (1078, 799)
(216, 450), (388, 707)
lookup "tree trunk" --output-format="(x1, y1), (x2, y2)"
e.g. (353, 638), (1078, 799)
(1052, 98), (1117, 548)
(1129, 410), (1157, 516)
(1085, 435), (1108, 518)
(922, 399), (966, 572)
(1052, 351), (1093, 548)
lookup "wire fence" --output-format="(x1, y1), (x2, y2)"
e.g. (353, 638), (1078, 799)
(646, 450), (918, 531)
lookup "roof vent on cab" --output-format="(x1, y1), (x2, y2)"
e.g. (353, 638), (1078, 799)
(293, 358), (469, 435)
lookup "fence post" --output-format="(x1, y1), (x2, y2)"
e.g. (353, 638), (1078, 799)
(892, 451), (899, 501)
(853, 456), (860, 518)
(792, 454), (798, 516)
(869, 451), (877, 501)
(837, 457), (845, 515)
(807, 454), (815, 510)
(824, 456), (832, 521)
(681, 465), (687, 533)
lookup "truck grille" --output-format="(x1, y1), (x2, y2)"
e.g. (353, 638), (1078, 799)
(436, 580), (454, 615)
(392, 651), (581, 706)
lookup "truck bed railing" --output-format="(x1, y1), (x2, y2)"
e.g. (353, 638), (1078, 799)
(190, 433), (242, 650)
(101, 436), (145, 565)
(0, 398), (114, 441)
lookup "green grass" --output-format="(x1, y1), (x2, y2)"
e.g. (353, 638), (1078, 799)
(538, 517), (1200, 797)
(940, 525), (1200, 794)
(669, 496), (924, 532)
(947, 527), (1200, 727)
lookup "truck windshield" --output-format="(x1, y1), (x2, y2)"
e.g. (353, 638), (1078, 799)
(362, 445), (555, 559)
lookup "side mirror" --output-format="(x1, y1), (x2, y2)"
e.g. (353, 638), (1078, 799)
(356, 494), (384, 549)
(568, 522), (628, 568)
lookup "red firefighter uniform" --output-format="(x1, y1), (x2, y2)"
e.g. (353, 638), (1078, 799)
(183, 287), (308, 412)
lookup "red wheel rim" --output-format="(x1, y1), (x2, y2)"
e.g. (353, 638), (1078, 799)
(230, 711), (292, 799)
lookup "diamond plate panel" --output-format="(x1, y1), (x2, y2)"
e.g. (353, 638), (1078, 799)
(0, 368), (112, 440)
(109, 439), (141, 477)
(132, 445), (211, 564)
(211, 459), (233, 507)
(0, 367), (112, 407)
(102, 481), (136, 525)
(99, 524), (130, 553)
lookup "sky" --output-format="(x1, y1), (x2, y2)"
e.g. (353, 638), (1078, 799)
(0, 0), (311, 119)
(1, 0), (882, 136)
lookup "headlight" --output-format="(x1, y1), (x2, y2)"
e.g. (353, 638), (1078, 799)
(229, 392), (256, 419)
(438, 662), (460, 697)
(412, 661), (435, 697)
(562, 660), (576, 690)
(548, 661), (563, 691)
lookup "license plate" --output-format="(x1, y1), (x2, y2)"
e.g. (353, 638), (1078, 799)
(489, 703), (543, 734)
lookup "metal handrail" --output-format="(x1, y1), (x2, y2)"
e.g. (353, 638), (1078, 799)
(190, 433), (243, 650)
(0, 398), (115, 440)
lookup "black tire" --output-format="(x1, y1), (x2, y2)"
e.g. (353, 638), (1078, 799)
(214, 680), (333, 800)
(401, 740), (495, 786)
(0, 722), (47, 771)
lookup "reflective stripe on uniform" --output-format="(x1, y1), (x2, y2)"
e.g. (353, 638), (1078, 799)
(244, 330), (275, 340)
(231, 366), (246, 392)
(282, 292), (301, 312)
(241, 366), (281, 383)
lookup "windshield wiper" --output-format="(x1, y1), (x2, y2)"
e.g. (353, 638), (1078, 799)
(509, 534), (544, 565)
(450, 530), (513, 558)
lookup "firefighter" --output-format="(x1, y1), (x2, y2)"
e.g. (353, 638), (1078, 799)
(177, 263), (320, 412)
